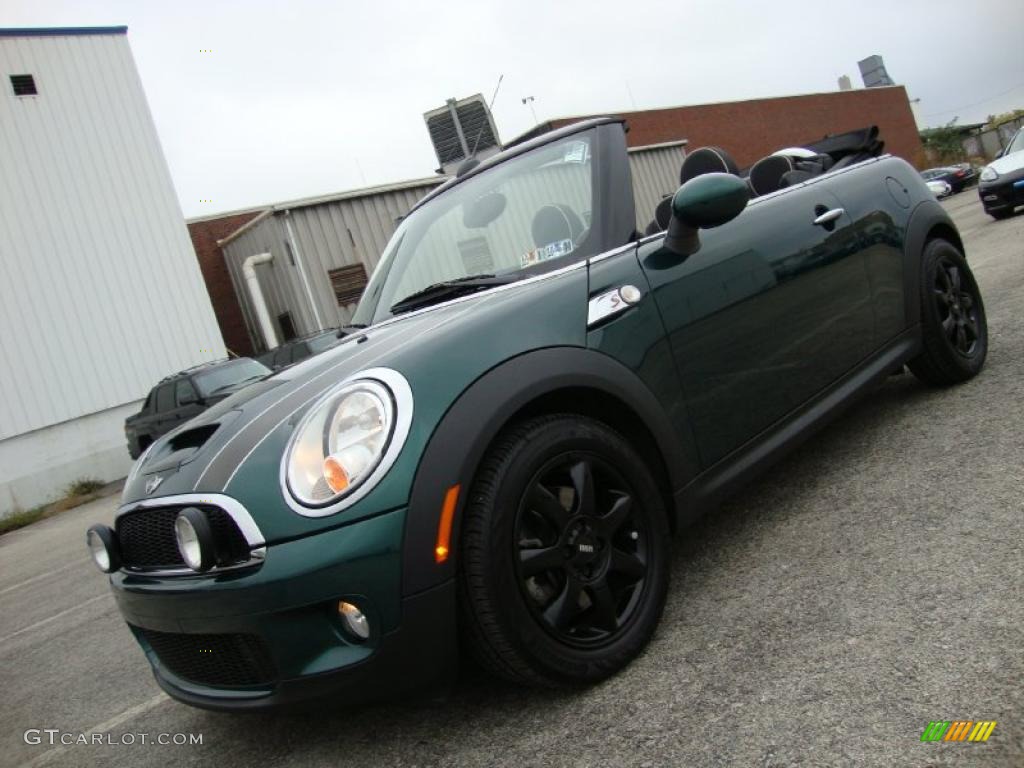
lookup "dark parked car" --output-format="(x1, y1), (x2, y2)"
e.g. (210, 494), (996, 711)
(123, 358), (271, 458)
(90, 118), (986, 712)
(978, 127), (1024, 219)
(921, 165), (976, 193)
(255, 330), (344, 371)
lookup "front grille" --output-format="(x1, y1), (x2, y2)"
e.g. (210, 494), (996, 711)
(136, 627), (277, 687)
(117, 505), (251, 570)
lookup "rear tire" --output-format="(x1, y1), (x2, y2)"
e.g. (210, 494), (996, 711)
(907, 239), (987, 386)
(459, 414), (670, 687)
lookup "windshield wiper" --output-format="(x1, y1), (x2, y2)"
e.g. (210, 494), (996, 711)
(390, 274), (518, 315)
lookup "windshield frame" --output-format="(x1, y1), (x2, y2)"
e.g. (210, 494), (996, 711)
(351, 119), (636, 325)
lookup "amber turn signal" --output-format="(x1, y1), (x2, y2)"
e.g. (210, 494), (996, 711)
(434, 484), (460, 563)
(323, 455), (350, 493)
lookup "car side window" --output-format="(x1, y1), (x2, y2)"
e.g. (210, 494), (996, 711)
(155, 383), (175, 413)
(290, 343), (310, 363)
(175, 379), (198, 406)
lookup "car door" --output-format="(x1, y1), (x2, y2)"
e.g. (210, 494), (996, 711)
(638, 180), (873, 468)
(152, 383), (177, 437)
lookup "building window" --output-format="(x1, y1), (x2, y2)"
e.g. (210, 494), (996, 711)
(10, 74), (38, 96)
(277, 311), (297, 342)
(328, 263), (369, 307)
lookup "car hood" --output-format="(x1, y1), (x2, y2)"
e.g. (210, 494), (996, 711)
(987, 149), (1024, 176)
(119, 265), (590, 542)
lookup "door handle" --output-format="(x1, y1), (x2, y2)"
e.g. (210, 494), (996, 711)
(813, 208), (844, 226)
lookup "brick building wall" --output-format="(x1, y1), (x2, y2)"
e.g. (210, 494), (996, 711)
(187, 210), (265, 357)
(529, 86), (922, 170)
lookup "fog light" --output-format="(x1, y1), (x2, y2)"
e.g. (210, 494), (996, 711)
(86, 524), (120, 573)
(173, 507), (216, 572)
(337, 601), (370, 640)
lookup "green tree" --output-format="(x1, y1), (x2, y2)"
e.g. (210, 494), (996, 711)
(919, 119), (965, 163)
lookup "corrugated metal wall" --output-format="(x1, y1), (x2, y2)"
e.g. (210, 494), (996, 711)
(0, 31), (224, 440)
(222, 142), (686, 351)
(628, 141), (686, 230)
(222, 181), (440, 349)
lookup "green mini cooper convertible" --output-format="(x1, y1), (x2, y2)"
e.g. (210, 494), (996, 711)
(87, 118), (987, 711)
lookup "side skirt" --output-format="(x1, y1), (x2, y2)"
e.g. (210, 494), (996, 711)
(675, 326), (921, 527)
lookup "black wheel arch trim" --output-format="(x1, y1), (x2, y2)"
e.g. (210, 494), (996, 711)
(903, 199), (966, 329)
(401, 346), (691, 596)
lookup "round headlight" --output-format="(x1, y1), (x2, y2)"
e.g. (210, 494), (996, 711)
(86, 525), (119, 573)
(174, 508), (216, 572)
(285, 379), (395, 507)
(979, 166), (998, 182)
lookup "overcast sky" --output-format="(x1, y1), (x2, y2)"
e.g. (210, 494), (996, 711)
(5, 0), (1024, 218)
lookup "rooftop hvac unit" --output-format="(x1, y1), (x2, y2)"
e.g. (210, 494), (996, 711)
(858, 55), (894, 88)
(424, 94), (502, 175)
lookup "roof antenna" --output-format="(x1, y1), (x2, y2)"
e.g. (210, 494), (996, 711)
(468, 73), (504, 158)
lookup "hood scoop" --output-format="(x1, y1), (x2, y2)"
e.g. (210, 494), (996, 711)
(168, 424), (219, 452)
(143, 418), (234, 475)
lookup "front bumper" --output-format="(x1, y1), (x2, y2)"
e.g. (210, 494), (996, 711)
(110, 506), (458, 711)
(979, 169), (1024, 211)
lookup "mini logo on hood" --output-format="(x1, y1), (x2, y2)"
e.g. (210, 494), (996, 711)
(145, 475), (164, 495)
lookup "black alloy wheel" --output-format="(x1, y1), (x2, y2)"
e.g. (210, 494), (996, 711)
(515, 455), (649, 647)
(908, 238), (987, 386)
(459, 414), (670, 687)
(933, 256), (982, 358)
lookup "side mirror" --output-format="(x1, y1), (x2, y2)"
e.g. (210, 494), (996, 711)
(664, 173), (749, 257)
(179, 390), (199, 406)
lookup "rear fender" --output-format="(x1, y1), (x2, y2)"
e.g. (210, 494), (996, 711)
(903, 199), (965, 328)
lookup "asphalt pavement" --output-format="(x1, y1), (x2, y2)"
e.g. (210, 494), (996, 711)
(2, 190), (1021, 768)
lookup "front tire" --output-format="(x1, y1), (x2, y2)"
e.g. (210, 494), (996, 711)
(459, 414), (670, 687)
(987, 208), (1013, 220)
(908, 238), (987, 386)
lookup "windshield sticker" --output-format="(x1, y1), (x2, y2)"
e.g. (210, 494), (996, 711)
(520, 239), (575, 268)
(562, 141), (589, 164)
(458, 236), (495, 274)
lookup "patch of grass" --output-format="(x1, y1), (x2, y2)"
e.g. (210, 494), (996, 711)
(67, 477), (104, 497)
(0, 505), (48, 536)
(1, 478), (117, 537)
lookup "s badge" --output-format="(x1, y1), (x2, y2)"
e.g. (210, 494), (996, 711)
(145, 475), (164, 495)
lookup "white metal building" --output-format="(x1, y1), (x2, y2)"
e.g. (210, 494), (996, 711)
(0, 27), (225, 516)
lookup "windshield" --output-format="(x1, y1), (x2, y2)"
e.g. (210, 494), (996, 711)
(193, 358), (271, 397)
(352, 130), (597, 324)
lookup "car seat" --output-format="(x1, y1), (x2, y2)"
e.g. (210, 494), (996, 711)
(531, 204), (586, 251)
(645, 146), (741, 235)
(748, 150), (836, 196)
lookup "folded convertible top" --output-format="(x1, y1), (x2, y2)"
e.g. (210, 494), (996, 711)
(804, 126), (885, 165)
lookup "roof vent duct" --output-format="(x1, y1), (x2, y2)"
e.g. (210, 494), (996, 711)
(424, 94), (502, 175)
(858, 55), (894, 88)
